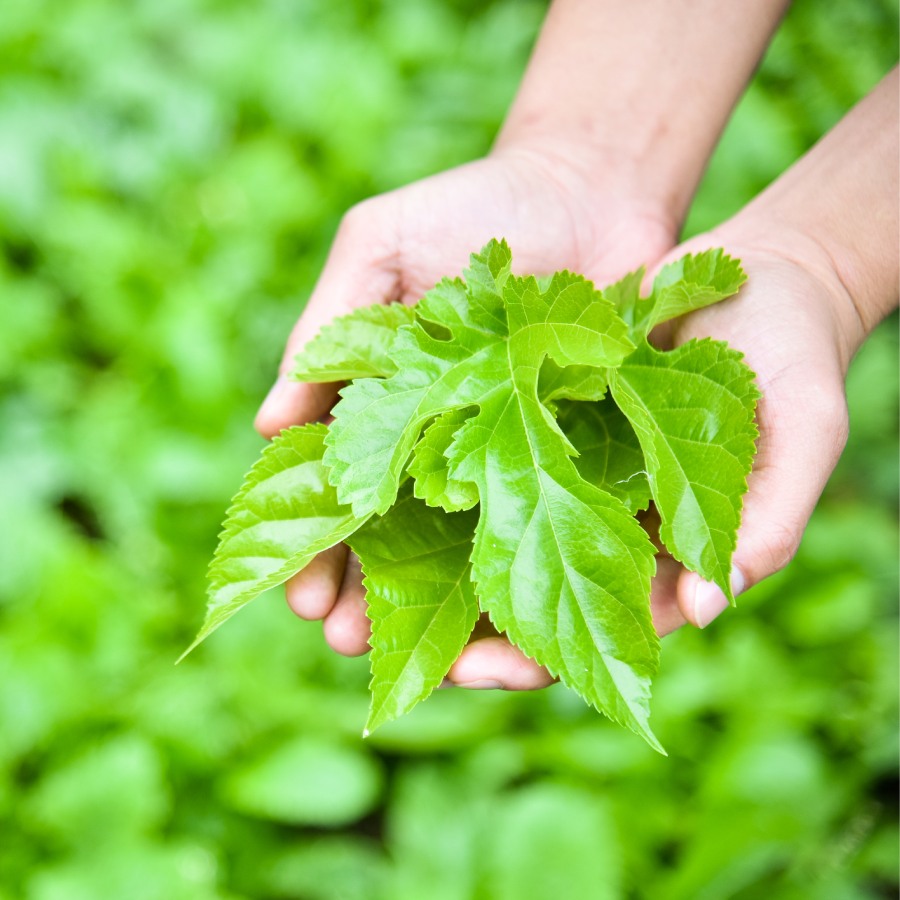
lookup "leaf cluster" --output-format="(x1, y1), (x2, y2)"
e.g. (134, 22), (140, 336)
(193, 241), (759, 750)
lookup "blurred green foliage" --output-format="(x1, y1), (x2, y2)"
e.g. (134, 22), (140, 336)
(0, 0), (896, 897)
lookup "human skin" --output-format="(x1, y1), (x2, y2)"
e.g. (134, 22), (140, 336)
(254, 4), (897, 689)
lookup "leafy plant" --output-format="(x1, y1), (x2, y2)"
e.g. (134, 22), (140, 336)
(188, 240), (759, 751)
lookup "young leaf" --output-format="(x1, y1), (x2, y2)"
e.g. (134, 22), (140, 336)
(291, 303), (415, 382)
(326, 247), (662, 748)
(556, 398), (651, 513)
(184, 424), (369, 658)
(610, 338), (760, 600)
(347, 485), (479, 734)
(612, 250), (745, 341)
(407, 408), (479, 512)
(646, 249), (746, 330)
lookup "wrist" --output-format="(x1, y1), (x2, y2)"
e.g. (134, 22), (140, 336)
(490, 133), (682, 246)
(712, 212), (870, 370)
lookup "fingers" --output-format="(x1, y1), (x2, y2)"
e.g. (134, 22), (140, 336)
(255, 201), (401, 438)
(676, 370), (849, 629)
(286, 546), (370, 656)
(446, 636), (556, 690)
(322, 552), (371, 656)
(650, 554), (688, 637)
(285, 543), (348, 620)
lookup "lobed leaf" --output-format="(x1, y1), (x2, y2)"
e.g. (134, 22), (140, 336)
(291, 303), (415, 382)
(611, 249), (746, 342)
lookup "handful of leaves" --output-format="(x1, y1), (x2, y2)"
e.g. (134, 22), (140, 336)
(187, 241), (759, 751)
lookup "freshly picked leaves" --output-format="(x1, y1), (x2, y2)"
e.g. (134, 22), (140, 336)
(190, 241), (759, 751)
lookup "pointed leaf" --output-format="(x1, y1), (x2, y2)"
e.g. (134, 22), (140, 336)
(184, 424), (368, 658)
(348, 486), (479, 733)
(291, 303), (415, 382)
(610, 339), (759, 599)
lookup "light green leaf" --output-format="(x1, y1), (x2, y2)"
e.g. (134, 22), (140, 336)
(291, 303), (415, 381)
(348, 485), (479, 734)
(609, 250), (745, 342)
(610, 339), (759, 599)
(644, 250), (746, 338)
(538, 359), (608, 408)
(556, 398), (651, 513)
(461, 236), (511, 333)
(408, 408), (479, 512)
(602, 265), (645, 332)
(327, 243), (661, 748)
(184, 424), (368, 658)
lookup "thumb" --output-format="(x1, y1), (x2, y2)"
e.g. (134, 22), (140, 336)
(255, 200), (401, 438)
(677, 371), (850, 628)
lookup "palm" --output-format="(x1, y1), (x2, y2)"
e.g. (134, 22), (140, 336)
(360, 151), (675, 304)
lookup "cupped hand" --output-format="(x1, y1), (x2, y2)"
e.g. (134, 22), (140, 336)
(256, 146), (682, 686)
(448, 225), (859, 688)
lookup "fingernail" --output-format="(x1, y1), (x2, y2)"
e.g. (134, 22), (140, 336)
(693, 568), (744, 629)
(455, 679), (503, 690)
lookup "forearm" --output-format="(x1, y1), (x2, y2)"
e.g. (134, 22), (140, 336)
(719, 68), (899, 363)
(495, 0), (790, 228)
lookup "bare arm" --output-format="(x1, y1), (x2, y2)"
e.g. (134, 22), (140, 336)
(497, 0), (791, 230)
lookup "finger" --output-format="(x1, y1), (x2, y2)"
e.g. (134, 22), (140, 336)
(322, 551), (371, 656)
(285, 543), (349, 620)
(446, 636), (555, 690)
(677, 371), (849, 628)
(255, 201), (401, 437)
(639, 505), (688, 637)
(650, 554), (688, 637)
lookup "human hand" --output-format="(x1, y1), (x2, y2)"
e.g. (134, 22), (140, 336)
(446, 69), (898, 690)
(444, 223), (863, 688)
(254, 146), (677, 674)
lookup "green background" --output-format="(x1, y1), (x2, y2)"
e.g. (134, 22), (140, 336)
(1, 1), (897, 897)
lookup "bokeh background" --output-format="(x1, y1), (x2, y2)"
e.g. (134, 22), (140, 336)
(1, 1), (897, 897)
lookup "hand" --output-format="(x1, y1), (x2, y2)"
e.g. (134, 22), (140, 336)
(444, 68), (898, 688)
(445, 224), (861, 688)
(642, 223), (858, 634)
(254, 146), (677, 679)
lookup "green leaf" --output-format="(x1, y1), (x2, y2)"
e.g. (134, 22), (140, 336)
(347, 485), (479, 734)
(327, 244), (661, 748)
(291, 303), (416, 382)
(648, 250), (745, 327)
(556, 398), (651, 513)
(609, 250), (745, 342)
(602, 265), (645, 331)
(610, 339), (759, 599)
(461, 236), (512, 333)
(407, 408), (479, 512)
(183, 424), (368, 658)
